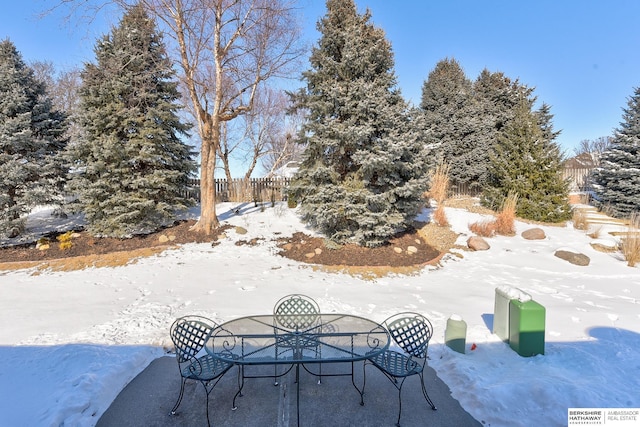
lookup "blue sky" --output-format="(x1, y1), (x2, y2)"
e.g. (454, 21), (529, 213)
(3, 0), (640, 156)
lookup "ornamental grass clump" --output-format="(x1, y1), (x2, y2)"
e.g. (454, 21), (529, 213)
(572, 208), (588, 231)
(469, 192), (518, 237)
(428, 161), (451, 227)
(469, 220), (496, 237)
(495, 192), (518, 236)
(432, 206), (449, 228)
(57, 231), (74, 250)
(587, 225), (603, 239)
(621, 212), (640, 267)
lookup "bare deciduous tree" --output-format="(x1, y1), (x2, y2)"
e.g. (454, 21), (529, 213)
(220, 86), (296, 180)
(217, 86), (300, 201)
(30, 61), (56, 93)
(52, 0), (304, 234)
(261, 103), (306, 177)
(217, 86), (306, 181)
(31, 61), (83, 145)
(574, 136), (613, 164)
(154, 0), (304, 233)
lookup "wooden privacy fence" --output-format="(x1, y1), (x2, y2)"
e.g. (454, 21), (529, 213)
(183, 173), (589, 204)
(445, 168), (596, 198)
(183, 177), (482, 203)
(182, 178), (292, 203)
(562, 167), (594, 192)
(448, 182), (482, 198)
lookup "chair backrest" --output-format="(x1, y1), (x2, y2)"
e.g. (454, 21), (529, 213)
(170, 315), (216, 363)
(273, 294), (320, 330)
(384, 312), (433, 359)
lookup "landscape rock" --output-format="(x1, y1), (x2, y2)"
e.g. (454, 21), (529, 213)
(36, 240), (50, 250)
(521, 227), (546, 240)
(467, 236), (490, 251)
(555, 249), (590, 266)
(305, 252), (315, 259)
(158, 235), (169, 243)
(235, 226), (248, 235)
(314, 248), (322, 255)
(393, 247), (403, 254)
(407, 246), (418, 254)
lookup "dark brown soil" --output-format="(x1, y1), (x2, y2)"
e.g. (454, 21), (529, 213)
(0, 220), (217, 263)
(275, 229), (440, 267)
(0, 220), (446, 271)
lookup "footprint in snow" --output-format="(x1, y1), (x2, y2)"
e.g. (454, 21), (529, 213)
(411, 294), (426, 304)
(431, 310), (445, 319)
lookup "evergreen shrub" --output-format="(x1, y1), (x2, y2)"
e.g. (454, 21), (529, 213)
(290, 0), (428, 247)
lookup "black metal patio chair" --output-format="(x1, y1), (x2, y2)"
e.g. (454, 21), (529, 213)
(361, 312), (437, 427)
(273, 294), (322, 384)
(169, 315), (236, 427)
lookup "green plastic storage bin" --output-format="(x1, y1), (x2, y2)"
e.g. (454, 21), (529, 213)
(509, 299), (545, 357)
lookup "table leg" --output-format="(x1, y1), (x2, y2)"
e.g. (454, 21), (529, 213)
(232, 365), (245, 410)
(350, 361), (365, 402)
(296, 363), (300, 427)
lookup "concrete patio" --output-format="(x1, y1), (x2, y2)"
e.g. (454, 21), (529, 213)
(98, 356), (481, 427)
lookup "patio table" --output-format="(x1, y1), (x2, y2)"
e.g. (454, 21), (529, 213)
(204, 313), (389, 426)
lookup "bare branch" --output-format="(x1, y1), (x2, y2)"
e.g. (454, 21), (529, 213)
(50, 0), (305, 233)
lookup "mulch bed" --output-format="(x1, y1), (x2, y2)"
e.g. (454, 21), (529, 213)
(0, 220), (443, 270)
(276, 230), (440, 267)
(0, 220), (214, 263)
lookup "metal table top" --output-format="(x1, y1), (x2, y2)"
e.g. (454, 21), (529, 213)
(205, 313), (390, 364)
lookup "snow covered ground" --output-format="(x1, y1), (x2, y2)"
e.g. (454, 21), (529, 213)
(0, 201), (639, 426)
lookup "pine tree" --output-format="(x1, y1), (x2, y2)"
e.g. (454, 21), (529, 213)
(473, 70), (534, 133)
(462, 69), (536, 198)
(420, 58), (485, 188)
(592, 86), (640, 218)
(0, 39), (68, 237)
(290, 0), (428, 247)
(482, 99), (571, 222)
(68, 5), (195, 237)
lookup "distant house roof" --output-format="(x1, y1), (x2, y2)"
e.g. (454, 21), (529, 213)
(563, 153), (598, 192)
(565, 152), (597, 169)
(267, 161), (300, 178)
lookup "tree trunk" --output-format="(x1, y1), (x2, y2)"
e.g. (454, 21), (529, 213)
(191, 121), (220, 234)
